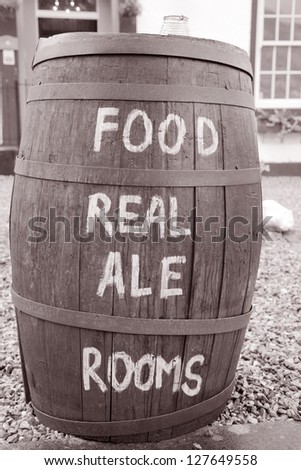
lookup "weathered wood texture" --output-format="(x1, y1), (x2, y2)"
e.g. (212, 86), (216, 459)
(10, 33), (262, 442)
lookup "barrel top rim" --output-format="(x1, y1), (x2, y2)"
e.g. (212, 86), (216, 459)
(36, 32), (250, 58)
(33, 33), (253, 77)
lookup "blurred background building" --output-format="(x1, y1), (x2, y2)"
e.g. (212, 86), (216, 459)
(0, 0), (300, 174)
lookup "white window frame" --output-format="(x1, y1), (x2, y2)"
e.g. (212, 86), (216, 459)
(35, 0), (99, 30)
(255, 0), (301, 108)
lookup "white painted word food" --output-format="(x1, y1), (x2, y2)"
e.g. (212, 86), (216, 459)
(83, 347), (205, 397)
(94, 107), (219, 156)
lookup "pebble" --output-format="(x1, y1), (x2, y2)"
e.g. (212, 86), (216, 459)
(193, 443), (203, 449)
(7, 434), (19, 444)
(0, 429), (7, 439)
(247, 417), (258, 424)
(19, 421), (31, 430)
(68, 436), (88, 446)
(260, 409), (267, 420)
(291, 379), (301, 388)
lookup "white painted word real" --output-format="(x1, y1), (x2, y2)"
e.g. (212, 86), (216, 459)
(86, 192), (191, 239)
(94, 107), (219, 156)
(83, 347), (205, 397)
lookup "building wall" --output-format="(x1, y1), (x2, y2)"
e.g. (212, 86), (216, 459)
(137, 0), (253, 53)
(258, 133), (301, 164)
(15, 0), (118, 132)
(258, 132), (301, 176)
(15, 0), (37, 129)
(0, 5), (19, 174)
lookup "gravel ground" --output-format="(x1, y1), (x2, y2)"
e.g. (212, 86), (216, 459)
(1, 175), (301, 447)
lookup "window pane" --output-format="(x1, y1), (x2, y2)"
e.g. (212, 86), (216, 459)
(290, 75), (301, 98)
(280, 0), (292, 14)
(265, 0), (277, 14)
(261, 46), (273, 70)
(279, 17), (291, 39)
(260, 75), (272, 98)
(38, 0), (96, 12)
(275, 74), (287, 97)
(264, 17), (276, 39)
(295, 0), (301, 14)
(291, 47), (301, 70)
(294, 17), (301, 40)
(276, 46), (288, 70)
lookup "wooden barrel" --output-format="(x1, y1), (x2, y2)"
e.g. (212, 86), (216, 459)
(10, 33), (262, 442)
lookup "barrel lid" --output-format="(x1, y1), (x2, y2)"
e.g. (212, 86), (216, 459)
(32, 33), (253, 78)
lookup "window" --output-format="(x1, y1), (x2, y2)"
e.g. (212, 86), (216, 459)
(38, 0), (97, 12)
(255, 0), (301, 108)
(36, 0), (98, 38)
